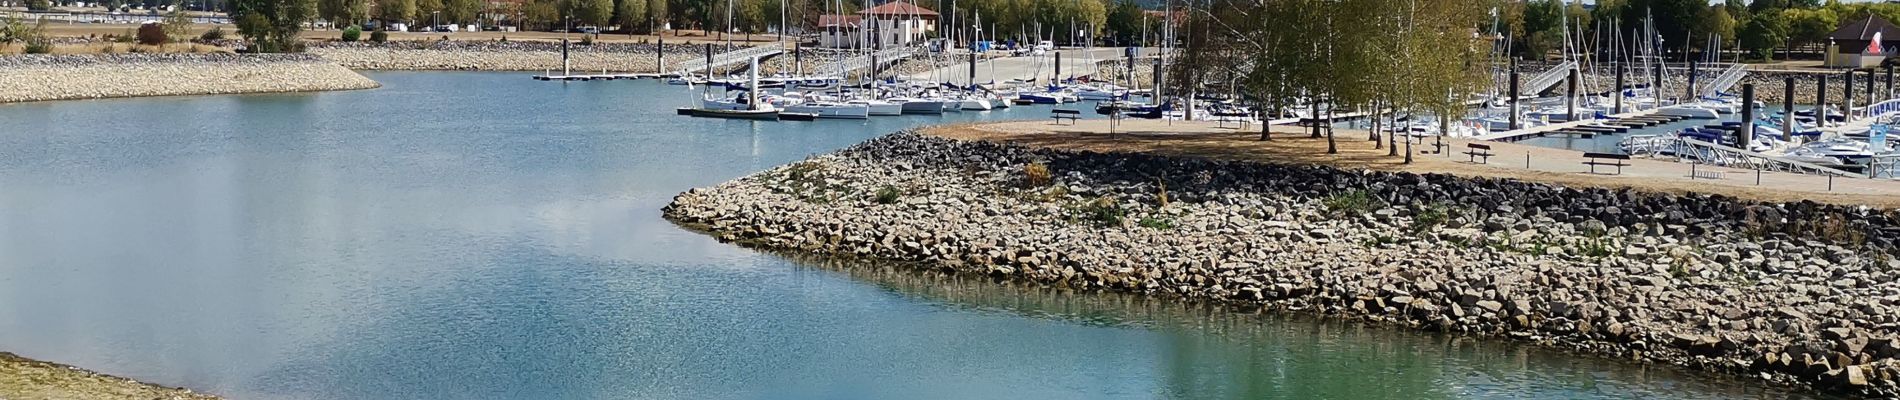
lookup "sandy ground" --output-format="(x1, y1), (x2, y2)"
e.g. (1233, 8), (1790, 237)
(926, 118), (1900, 209)
(0, 352), (219, 400)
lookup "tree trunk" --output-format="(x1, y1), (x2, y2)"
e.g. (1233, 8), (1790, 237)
(1310, 101), (1321, 139)
(1325, 105), (1337, 154)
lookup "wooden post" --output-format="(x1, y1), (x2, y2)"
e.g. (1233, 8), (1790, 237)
(1565, 69), (1577, 121)
(1054, 51), (1062, 82)
(1867, 69), (1876, 103)
(1741, 83), (1755, 149)
(1846, 69), (1856, 116)
(657, 36), (665, 75)
(1785, 77), (1796, 139)
(1687, 60), (1697, 101)
(1509, 60), (1519, 130)
(1819, 75), (1829, 127)
(1653, 63), (1663, 103)
(1613, 64), (1625, 114)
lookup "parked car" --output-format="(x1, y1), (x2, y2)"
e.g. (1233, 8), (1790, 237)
(579, 26), (600, 34)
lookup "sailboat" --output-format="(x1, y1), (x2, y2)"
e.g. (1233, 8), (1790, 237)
(690, 57), (782, 120)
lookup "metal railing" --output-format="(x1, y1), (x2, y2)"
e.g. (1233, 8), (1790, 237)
(823, 46), (918, 77)
(672, 44), (786, 76)
(1519, 60), (1576, 96)
(1698, 63), (1747, 98)
(1620, 135), (1866, 177)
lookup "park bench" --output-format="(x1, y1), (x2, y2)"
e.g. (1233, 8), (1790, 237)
(1582, 152), (1630, 175)
(1051, 109), (1081, 125)
(1691, 170), (1725, 180)
(1464, 143), (1494, 164)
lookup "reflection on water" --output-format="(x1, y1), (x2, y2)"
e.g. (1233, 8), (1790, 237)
(809, 256), (1829, 400)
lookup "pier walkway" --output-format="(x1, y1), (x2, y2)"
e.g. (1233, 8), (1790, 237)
(930, 119), (1900, 207)
(671, 44), (786, 76)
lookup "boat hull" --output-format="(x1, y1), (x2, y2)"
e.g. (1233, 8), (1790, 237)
(689, 109), (780, 120)
(902, 101), (946, 114)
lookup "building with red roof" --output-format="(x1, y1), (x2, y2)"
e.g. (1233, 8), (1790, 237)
(818, 0), (937, 49)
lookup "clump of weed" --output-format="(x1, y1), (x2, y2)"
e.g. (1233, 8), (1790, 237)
(874, 185), (901, 204)
(1409, 204), (1449, 234)
(1322, 190), (1383, 215)
(1023, 161), (1052, 187)
(1073, 196), (1125, 227)
(1137, 216), (1174, 230)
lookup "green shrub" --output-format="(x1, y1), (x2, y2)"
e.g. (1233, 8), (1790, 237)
(874, 185), (901, 204)
(1076, 196), (1125, 226)
(369, 29), (388, 43)
(579, 34), (594, 45)
(22, 37), (52, 53)
(199, 26), (225, 42)
(1321, 190), (1382, 214)
(1137, 217), (1173, 230)
(341, 26), (362, 42)
(136, 22), (167, 45)
(1409, 205), (1448, 234)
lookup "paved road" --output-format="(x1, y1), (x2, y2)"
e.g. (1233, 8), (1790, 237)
(908, 48), (1134, 84)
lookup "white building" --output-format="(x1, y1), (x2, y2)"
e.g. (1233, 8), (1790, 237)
(817, 0), (937, 49)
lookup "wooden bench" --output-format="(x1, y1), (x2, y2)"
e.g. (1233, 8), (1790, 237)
(1583, 152), (1631, 175)
(1464, 143), (1494, 164)
(1691, 170), (1725, 180)
(1051, 109), (1081, 125)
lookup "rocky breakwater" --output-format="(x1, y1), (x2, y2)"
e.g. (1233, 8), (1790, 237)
(309, 40), (702, 72)
(667, 130), (1900, 397)
(0, 53), (378, 103)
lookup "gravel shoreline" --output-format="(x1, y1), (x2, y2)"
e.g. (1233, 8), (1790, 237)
(0, 53), (378, 103)
(0, 352), (219, 399)
(666, 130), (1900, 397)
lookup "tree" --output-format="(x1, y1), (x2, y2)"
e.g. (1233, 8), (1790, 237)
(1519, 0), (1561, 59)
(1700, 5), (1736, 50)
(318, 0), (367, 26)
(415, 0), (443, 23)
(1740, 10), (1789, 59)
(444, 0), (479, 24)
(1783, 7), (1837, 52)
(233, 0), (315, 52)
(521, 0), (559, 29)
(647, 0), (667, 30)
(378, 0), (416, 24)
(23, 0), (50, 11)
(615, 0), (646, 32)
(163, 8), (194, 40)
(1620, 0), (1708, 56)
(572, 0), (612, 26)
(1104, 0), (1140, 45)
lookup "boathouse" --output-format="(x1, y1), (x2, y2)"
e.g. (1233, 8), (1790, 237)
(817, 0), (937, 49)
(1826, 14), (1900, 68)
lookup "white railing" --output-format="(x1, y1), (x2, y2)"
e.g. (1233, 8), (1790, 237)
(825, 46), (918, 76)
(672, 44), (787, 76)
(1620, 135), (1866, 177)
(1698, 63), (1747, 98)
(1520, 60), (1576, 96)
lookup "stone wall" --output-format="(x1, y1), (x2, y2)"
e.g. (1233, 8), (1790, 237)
(667, 130), (1900, 397)
(0, 53), (379, 103)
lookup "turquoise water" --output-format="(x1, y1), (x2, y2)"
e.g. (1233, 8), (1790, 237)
(0, 72), (1825, 399)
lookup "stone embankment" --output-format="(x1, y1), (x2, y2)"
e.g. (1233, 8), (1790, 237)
(668, 130), (1900, 397)
(0, 53), (378, 103)
(309, 40), (699, 72)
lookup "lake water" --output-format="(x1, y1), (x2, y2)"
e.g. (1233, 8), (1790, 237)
(0, 72), (1829, 399)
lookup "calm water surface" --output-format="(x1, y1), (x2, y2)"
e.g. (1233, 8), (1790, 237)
(0, 72), (1827, 399)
